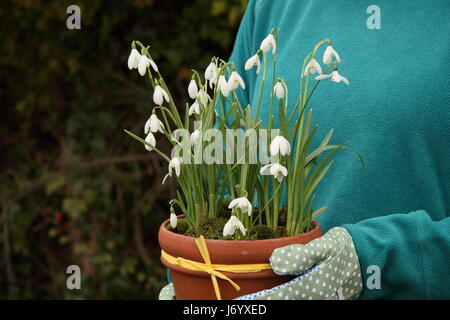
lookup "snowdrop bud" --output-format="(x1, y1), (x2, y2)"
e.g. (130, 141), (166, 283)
(245, 54), (261, 74)
(144, 132), (156, 151)
(260, 163), (288, 182)
(228, 196), (253, 216)
(188, 79), (198, 100)
(323, 45), (341, 65)
(223, 215), (246, 237)
(189, 101), (200, 116)
(273, 82), (285, 99)
(228, 71), (245, 91)
(304, 58), (322, 77)
(153, 85), (170, 105)
(170, 212), (177, 229)
(218, 75), (230, 97)
(168, 157), (182, 177)
(128, 48), (141, 70)
(270, 135), (291, 156)
(260, 34), (277, 54)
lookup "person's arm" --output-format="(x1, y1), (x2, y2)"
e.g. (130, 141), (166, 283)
(345, 210), (450, 299)
(237, 210), (450, 300)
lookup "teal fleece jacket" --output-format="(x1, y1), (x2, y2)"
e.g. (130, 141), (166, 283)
(227, 0), (450, 299)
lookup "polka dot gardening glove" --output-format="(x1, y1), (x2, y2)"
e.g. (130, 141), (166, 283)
(159, 283), (175, 300)
(236, 227), (363, 300)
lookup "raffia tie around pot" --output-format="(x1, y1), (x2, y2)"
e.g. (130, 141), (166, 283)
(161, 235), (272, 300)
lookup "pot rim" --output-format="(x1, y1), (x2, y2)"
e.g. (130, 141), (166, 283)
(160, 214), (321, 245)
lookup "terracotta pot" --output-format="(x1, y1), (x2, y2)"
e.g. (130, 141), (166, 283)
(158, 216), (322, 300)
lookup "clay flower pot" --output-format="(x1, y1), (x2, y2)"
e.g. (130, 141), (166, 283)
(158, 215), (322, 300)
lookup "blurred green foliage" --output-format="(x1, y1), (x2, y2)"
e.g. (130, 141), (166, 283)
(0, 0), (247, 299)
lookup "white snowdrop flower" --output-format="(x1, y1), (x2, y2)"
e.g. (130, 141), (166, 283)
(168, 157), (182, 177)
(145, 113), (164, 134)
(144, 132), (156, 151)
(260, 34), (277, 54)
(171, 129), (182, 142)
(188, 101), (200, 116)
(273, 82), (285, 99)
(188, 79), (198, 100)
(204, 62), (218, 87)
(323, 45), (341, 65)
(260, 163), (288, 182)
(196, 89), (210, 106)
(153, 85), (170, 105)
(244, 54), (261, 74)
(223, 215), (246, 237)
(190, 130), (201, 145)
(228, 196), (253, 216)
(303, 58), (322, 77)
(138, 55), (158, 76)
(218, 75), (230, 97)
(270, 135), (291, 156)
(170, 213), (178, 228)
(315, 71), (349, 85)
(127, 48), (141, 70)
(228, 71), (245, 91)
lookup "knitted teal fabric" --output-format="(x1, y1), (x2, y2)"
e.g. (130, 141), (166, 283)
(227, 0), (450, 299)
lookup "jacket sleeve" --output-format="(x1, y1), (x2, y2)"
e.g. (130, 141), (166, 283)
(344, 210), (450, 299)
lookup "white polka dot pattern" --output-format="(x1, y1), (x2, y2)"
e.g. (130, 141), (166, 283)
(236, 227), (363, 300)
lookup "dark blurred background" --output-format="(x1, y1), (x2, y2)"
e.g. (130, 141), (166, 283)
(0, 0), (247, 299)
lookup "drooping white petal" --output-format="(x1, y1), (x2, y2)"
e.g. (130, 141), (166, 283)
(168, 157), (182, 177)
(304, 58), (322, 76)
(270, 136), (291, 156)
(149, 114), (164, 133)
(218, 75), (230, 97)
(323, 45), (341, 65)
(170, 213), (178, 228)
(228, 197), (252, 216)
(260, 164), (272, 175)
(144, 117), (151, 134)
(188, 79), (198, 100)
(269, 163), (288, 182)
(144, 132), (156, 151)
(315, 74), (332, 81)
(128, 48), (141, 70)
(273, 82), (285, 99)
(331, 71), (349, 85)
(228, 71), (245, 91)
(223, 216), (246, 237)
(153, 86), (170, 105)
(190, 130), (201, 145)
(260, 34), (276, 54)
(245, 54), (261, 74)
(138, 55), (150, 76)
(189, 101), (200, 116)
(149, 59), (159, 72)
(205, 62), (217, 82)
(196, 89), (210, 106)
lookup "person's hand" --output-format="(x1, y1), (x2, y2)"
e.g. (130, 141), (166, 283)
(236, 227), (363, 300)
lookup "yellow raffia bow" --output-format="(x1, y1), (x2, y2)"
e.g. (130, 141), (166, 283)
(161, 235), (272, 300)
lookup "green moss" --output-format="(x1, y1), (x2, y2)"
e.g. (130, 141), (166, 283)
(166, 218), (190, 234)
(197, 218), (227, 239)
(275, 226), (287, 238)
(249, 225), (274, 239)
